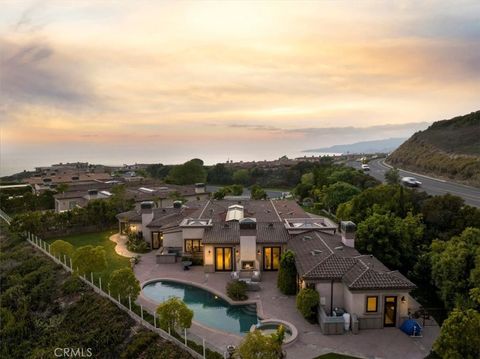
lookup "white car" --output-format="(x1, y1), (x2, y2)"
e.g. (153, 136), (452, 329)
(361, 164), (370, 171)
(401, 177), (422, 187)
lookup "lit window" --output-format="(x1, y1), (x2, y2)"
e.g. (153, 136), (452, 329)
(185, 239), (202, 253)
(366, 296), (378, 313)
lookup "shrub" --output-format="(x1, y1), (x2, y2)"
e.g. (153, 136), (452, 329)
(236, 326), (285, 359)
(126, 233), (150, 253)
(296, 288), (319, 321)
(226, 280), (248, 301)
(277, 250), (297, 295)
(156, 297), (193, 330)
(50, 240), (74, 258)
(108, 268), (141, 300)
(121, 331), (157, 359)
(62, 276), (85, 295)
(72, 245), (107, 275)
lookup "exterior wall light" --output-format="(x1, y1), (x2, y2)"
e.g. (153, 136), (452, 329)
(401, 296), (406, 303)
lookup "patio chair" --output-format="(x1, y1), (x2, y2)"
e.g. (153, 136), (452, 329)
(251, 270), (261, 282)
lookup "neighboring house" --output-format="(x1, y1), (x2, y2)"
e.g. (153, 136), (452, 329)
(116, 198), (416, 330)
(25, 173), (113, 193)
(124, 183), (210, 210)
(54, 183), (209, 213)
(54, 189), (113, 212)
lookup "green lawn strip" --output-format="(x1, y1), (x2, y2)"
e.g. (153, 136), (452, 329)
(46, 230), (130, 282)
(314, 353), (362, 359)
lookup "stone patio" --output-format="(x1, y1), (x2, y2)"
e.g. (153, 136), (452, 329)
(134, 251), (439, 359)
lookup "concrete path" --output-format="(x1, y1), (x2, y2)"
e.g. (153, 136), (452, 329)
(109, 233), (136, 258)
(134, 251), (439, 359)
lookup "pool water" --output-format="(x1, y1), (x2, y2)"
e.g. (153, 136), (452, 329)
(142, 280), (259, 335)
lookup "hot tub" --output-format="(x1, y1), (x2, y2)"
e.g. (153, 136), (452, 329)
(250, 319), (298, 345)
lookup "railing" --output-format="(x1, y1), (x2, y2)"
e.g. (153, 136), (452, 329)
(0, 208), (12, 225)
(22, 231), (227, 359)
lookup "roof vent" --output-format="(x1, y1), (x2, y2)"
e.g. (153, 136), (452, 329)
(303, 235), (312, 241)
(311, 249), (322, 256)
(268, 223), (274, 228)
(334, 246), (343, 250)
(173, 200), (182, 209)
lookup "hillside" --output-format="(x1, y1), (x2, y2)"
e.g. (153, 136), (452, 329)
(303, 137), (407, 154)
(0, 226), (194, 359)
(387, 111), (480, 187)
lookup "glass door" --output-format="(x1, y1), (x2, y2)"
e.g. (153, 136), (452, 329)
(263, 247), (281, 271)
(215, 247), (233, 271)
(384, 296), (397, 327)
(151, 232), (163, 249)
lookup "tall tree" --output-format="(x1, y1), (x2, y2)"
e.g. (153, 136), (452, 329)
(167, 159), (206, 185)
(356, 212), (424, 270)
(433, 307), (480, 359)
(430, 227), (480, 309)
(251, 185), (267, 200)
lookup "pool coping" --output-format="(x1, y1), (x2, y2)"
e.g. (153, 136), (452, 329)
(139, 277), (268, 337)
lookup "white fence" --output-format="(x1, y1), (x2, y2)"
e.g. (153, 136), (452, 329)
(23, 231), (227, 359)
(0, 208), (12, 225)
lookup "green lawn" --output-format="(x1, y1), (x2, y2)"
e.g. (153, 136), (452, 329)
(314, 354), (361, 359)
(46, 230), (131, 282)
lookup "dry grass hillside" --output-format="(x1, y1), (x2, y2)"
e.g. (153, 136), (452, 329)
(387, 111), (480, 187)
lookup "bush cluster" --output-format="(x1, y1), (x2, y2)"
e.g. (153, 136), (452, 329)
(226, 280), (248, 301)
(296, 288), (319, 322)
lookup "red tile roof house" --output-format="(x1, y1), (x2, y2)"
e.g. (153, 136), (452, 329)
(116, 199), (416, 333)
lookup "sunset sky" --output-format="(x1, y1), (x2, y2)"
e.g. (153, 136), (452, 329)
(1, 1), (479, 175)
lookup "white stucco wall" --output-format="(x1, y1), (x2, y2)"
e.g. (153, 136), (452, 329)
(240, 236), (257, 268)
(344, 287), (410, 328)
(182, 228), (205, 239)
(315, 281), (344, 313)
(163, 231), (183, 248)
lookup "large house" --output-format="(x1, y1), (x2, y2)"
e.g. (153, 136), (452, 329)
(117, 199), (415, 330)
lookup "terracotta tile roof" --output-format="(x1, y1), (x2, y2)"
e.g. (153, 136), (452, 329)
(203, 222), (240, 244)
(255, 222), (291, 243)
(305, 254), (358, 280)
(288, 231), (415, 290)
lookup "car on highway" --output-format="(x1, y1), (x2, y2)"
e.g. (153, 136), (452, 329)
(361, 164), (370, 171)
(401, 177), (422, 187)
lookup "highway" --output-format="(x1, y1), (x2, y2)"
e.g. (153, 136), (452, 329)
(348, 158), (480, 207)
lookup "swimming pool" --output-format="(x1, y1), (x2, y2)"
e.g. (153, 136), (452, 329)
(142, 280), (259, 335)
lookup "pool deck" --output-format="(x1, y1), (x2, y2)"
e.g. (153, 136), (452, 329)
(134, 251), (439, 359)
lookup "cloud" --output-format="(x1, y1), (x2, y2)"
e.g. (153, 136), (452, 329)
(0, 37), (95, 111)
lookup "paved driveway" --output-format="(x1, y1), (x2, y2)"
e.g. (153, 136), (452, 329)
(134, 251), (438, 359)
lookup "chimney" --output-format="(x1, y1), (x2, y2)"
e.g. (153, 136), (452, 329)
(141, 201), (155, 227)
(87, 189), (98, 200)
(195, 183), (206, 194)
(340, 221), (356, 248)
